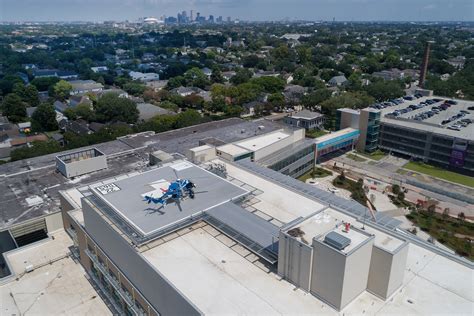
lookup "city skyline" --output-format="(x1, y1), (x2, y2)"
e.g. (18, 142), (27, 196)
(1, 0), (473, 22)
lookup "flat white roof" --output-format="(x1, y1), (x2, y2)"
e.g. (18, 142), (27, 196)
(216, 143), (250, 157)
(189, 144), (213, 152)
(293, 208), (404, 253)
(223, 161), (326, 223)
(236, 130), (291, 151)
(317, 225), (371, 254)
(363, 225), (405, 252)
(142, 227), (337, 315)
(142, 223), (473, 315)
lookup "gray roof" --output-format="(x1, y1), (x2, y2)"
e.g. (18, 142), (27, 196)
(290, 110), (323, 120)
(137, 103), (175, 121)
(329, 75), (348, 84)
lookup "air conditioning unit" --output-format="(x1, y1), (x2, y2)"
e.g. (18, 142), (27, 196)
(25, 264), (34, 273)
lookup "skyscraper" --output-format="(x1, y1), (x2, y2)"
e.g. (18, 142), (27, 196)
(190, 10), (194, 22)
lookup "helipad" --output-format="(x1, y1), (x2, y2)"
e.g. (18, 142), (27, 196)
(87, 161), (248, 238)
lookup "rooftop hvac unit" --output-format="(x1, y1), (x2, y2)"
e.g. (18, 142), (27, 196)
(25, 264), (34, 273)
(324, 231), (351, 250)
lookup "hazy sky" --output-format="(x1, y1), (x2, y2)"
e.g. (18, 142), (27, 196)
(1, 0), (473, 22)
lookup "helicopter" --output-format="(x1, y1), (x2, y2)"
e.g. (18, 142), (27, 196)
(143, 178), (196, 206)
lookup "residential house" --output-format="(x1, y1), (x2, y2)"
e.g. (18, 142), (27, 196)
(69, 80), (104, 95)
(69, 95), (93, 107)
(283, 85), (306, 104)
(201, 67), (212, 78)
(328, 75), (349, 87)
(372, 68), (404, 81)
(91, 66), (109, 73)
(284, 110), (325, 130)
(170, 86), (204, 97)
(146, 80), (169, 91)
(17, 122), (31, 133)
(97, 89), (129, 99)
(222, 71), (236, 81)
(129, 71), (160, 82)
(33, 69), (79, 80)
(54, 101), (69, 113)
(446, 56), (466, 69)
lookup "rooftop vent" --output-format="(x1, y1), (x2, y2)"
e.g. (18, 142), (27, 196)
(324, 231), (351, 250)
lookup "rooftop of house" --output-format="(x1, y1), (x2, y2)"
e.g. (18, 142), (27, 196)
(289, 109), (323, 120)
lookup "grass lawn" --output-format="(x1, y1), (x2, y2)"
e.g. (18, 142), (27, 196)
(357, 149), (387, 161)
(298, 167), (333, 182)
(346, 153), (367, 162)
(305, 129), (328, 139)
(406, 211), (473, 259)
(403, 161), (474, 188)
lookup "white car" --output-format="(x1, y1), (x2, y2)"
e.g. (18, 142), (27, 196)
(328, 187), (339, 193)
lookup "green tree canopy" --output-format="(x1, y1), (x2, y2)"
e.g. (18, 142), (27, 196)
(364, 80), (404, 101)
(230, 68), (253, 85)
(31, 103), (58, 132)
(1, 93), (27, 122)
(53, 80), (72, 101)
(95, 93), (139, 123)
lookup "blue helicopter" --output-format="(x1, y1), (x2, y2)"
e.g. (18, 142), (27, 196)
(143, 178), (196, 207)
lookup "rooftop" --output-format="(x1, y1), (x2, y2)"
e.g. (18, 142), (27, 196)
(132, 159), (473, 315)
(290, 109), (323, 120)
(380, 96), (474, 140)
(0, 118), (285, 230)
(86, 161), (247, 240)
(236, 130), (291, 152)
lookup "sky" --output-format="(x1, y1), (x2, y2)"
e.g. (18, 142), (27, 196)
(1, 0), (473, 22)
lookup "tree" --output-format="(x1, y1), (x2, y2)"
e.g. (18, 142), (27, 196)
(10, 140), (62, 161)
(95, 93), (139, 123)
(31, 76), (60, 92)
(173, 109), (203, 128)
(1, 93), (27, 122)
(364, 80), (404, 101)
(74, 103), (96, 121)
(268, 93), (285, 110)
(123, 82), (146, 96)
(184, 68), (210, 88)
(249, 76), (285, 93)
(320, 91), (375, 129)
(302, 89), (332, 108)
(31, 103), (58, 132)
(230, 68), (253, 85)
(210, 68), (224, 84)
(392, 184), (401, 195)
(442, 208), (450, 219)
(167, 76), (185, 89)
(13, 83), (40, 106)
(457, 212), (466, 222)
(53, 80), (72, 101)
